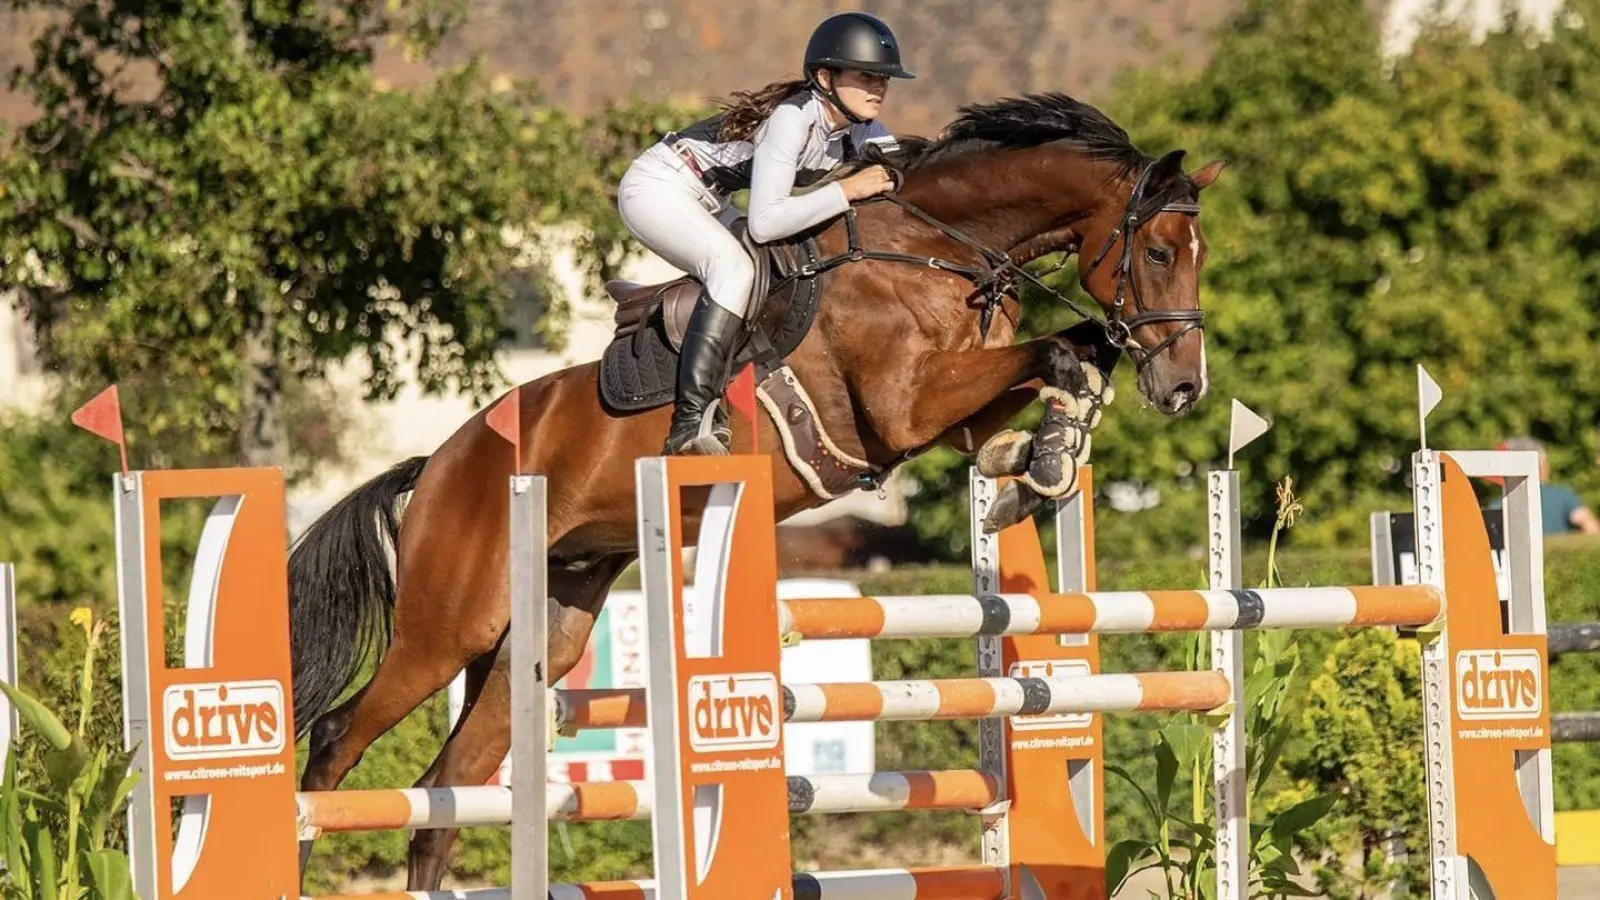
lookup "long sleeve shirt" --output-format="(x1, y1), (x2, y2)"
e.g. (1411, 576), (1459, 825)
(664, 89), (898, 243)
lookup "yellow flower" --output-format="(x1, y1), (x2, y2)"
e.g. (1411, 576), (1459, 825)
(70, 607), (92, 636)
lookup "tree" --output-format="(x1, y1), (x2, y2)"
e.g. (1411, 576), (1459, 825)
(902, 0), (1600, 559)
(0, 0), (621, 468)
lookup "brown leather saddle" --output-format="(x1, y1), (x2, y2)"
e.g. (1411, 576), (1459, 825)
(597, 217), (827, 413)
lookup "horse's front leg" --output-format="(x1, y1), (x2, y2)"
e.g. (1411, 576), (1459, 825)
(938, 325), (1119, 533)
(974, 365), (1112, 478)
(867, 326), (1115, 532)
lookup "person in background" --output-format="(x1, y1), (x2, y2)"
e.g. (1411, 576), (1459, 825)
(1495, 437), (1600, 535)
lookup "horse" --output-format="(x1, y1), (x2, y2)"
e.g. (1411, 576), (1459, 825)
(286, 91), (1225, 890)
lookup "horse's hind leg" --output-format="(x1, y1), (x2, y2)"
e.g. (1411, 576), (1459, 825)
(296, 623), (478, 883)
(405, 552), (633, 892)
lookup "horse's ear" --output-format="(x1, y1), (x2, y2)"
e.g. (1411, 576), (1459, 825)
(1146, 149), (1188, 193)
(1190, 158), (1228, 191)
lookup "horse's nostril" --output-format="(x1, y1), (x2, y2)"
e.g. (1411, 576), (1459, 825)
(1166, 382), (1198, 413)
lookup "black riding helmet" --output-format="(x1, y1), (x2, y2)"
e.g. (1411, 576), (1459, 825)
(803, 11), (914, 123)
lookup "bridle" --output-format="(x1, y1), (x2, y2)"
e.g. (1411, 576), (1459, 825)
(775, 156), (1206, 372)
(1077, 159), (1205, 368)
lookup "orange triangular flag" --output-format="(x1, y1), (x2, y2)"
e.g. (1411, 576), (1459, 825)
(726, 364), (758, 454)
(486, 388), (522, 473)
(70, 384), (128, 472)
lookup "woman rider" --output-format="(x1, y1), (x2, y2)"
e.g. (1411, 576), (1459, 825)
(615, 10), (913, 454)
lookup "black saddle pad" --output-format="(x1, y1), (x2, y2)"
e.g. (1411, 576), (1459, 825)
(599, 224), (826, 413)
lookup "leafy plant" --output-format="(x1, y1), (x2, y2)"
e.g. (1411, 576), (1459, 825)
(1106, 477), (1336, 898)
(0, 608), (138, 900)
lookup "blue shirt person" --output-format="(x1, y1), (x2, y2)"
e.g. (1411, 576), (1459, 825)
(1489, 438), (1600, 536)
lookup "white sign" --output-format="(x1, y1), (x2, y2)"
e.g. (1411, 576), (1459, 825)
(1007, 659), (1092, 731)
(447, 578), (874, 782)
(770, 579), (876, 776)
(688, 673), (783, 752)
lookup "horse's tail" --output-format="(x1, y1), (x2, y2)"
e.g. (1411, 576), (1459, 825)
(287, 455), (430, 739)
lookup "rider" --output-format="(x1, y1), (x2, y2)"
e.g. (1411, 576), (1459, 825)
(615, 10), (913, 455)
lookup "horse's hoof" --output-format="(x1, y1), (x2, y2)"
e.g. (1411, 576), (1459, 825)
(976, 429), (1032, 477)
(982, 480), (1048, 533)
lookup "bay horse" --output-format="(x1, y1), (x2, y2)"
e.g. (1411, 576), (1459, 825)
(287, 92), (1224, 890)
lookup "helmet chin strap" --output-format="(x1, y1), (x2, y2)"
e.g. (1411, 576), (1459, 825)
(810, 71), (869, 126)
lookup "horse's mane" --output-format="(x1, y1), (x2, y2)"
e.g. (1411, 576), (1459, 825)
(844, 92), (1193, 205)
(888, 93), (1148, 173)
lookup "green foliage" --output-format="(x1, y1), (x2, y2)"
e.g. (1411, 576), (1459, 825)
(1542, 534), (1600, 814)
(1106, 480), (1337, 899)
(0, 608), (138, 900)
(567, 97), (715, 285)
(0, 0), (660, 465)
(1282, 629), (1426, 898)
(0, 405), (211, 612)
(0, 412), (120, 612)
(1107, 727), (1336, 900)
(902, 0), (1600, 557)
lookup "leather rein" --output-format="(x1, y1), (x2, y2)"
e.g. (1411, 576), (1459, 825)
(768, 157), (1205, 371)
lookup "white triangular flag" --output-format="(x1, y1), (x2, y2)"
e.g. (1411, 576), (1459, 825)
(1227, 399), (1271, 468)
(1417, 364), (1442, 449)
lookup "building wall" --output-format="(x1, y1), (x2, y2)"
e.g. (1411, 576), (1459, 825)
(1379, 0), (1564, 56)
(0, 300), (47, 414)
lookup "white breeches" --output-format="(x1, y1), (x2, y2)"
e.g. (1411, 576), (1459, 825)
(617, 146), (756, 318)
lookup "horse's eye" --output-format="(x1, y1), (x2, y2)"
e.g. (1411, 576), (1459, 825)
(1147, 247), (1172, 266)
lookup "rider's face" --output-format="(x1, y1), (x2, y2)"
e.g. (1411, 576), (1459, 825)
(821, 68), (891, 121)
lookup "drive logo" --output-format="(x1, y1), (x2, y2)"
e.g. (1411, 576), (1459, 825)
(163, 680), (286, 761)
(1456, 650), (1543, 721)
(689, 673), (781, 752)
(1009, 659), (1092, 731)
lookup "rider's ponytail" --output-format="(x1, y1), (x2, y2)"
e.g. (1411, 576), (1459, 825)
(715, 78), (810, 142)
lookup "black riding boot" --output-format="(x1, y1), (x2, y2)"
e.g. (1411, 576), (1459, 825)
(664, 293), (743, 455)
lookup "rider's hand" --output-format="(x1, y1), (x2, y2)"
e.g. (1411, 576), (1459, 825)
(839, 165), (895, 201)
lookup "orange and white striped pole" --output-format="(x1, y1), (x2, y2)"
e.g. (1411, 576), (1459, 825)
(309, 865), (1009, 900)
(775, 584), (1441, 641)
(553, 669), (1227, 730)
(295, 769), (1007, 836)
